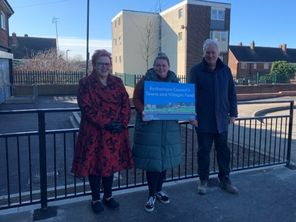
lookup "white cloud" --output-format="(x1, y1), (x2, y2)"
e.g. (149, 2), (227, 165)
(59, 37), (112, 59)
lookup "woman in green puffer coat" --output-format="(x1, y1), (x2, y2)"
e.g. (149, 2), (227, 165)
(132, 52), (181, 212)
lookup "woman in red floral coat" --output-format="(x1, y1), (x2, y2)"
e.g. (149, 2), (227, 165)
(71, 49), (133, 214)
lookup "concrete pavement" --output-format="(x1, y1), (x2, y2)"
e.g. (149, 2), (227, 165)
(1, 166), (296, 222)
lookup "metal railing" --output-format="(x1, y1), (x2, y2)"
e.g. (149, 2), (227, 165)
(115, 73), (187, 87)
(0, 100), (294, 211)
(11, 72), (186, 88)
(12, 71), (84, 85)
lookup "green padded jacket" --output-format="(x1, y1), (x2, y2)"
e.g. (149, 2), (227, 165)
(132, 68), (181, 172)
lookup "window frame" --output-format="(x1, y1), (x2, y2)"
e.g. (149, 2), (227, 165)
(210, 30), (228, 52)
(211, 8), (225, 21)
(264, 63), (269, 69)
(178, 32), (183, 41)
(0, 11), (6, 30)
(241, 63), (247, 70)
(178, 8), (184, 19)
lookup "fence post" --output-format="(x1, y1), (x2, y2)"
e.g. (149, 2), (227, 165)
(33, 110), (57, 220)
(286, 100), (295, 168)
(38, 110), (47, 209)
(32, 84), (38, 103)
(124, 73), (127, 86)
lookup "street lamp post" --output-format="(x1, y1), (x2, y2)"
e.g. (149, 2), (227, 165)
(86, 0), (90, 75)
(52, 17), (59, 52)
(66, 49), (70, 61)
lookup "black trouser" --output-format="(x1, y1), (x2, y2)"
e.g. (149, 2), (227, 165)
(197, 131), (230, 181)
(88, 174), (114, 201)
(146, 171), (166, 197)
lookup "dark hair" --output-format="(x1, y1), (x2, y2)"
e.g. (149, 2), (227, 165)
(153, 52), (170, 66)
(91, 49), (112, 67)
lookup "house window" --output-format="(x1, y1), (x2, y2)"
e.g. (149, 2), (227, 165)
(118, 17), (121, 26)
(211, 8), (225, 21)
(119, 56), (122, 63)
(0, 11), (6, 30)
(118, 36), (121, 45)
(210, 31), (228, 52)
(264, 63), (269, 69)
(115, 56), (117, 63)
(178, 8), (183, 18)
(253, 63), (257, 69)
(241, 63), (247, 69)
(178, 32), (183, 41)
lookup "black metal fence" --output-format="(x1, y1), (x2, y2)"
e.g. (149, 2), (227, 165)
(115, 73), (187, 87)
(10, 71), (295, 87)
(11, 72), (186, 87)
(12, 71), (84, 85)
(0, 100), (294, 211)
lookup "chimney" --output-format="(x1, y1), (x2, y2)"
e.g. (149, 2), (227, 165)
(238, 42), (243, 46)
(280, 43), (287, 52)
(250, 41), (255, 50)
(11, 32), (18, 48)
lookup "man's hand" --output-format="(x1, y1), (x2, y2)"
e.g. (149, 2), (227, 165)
(142, 111), (151, 122)
(229, 117), (236, 124)
(189, 120), (198, 127)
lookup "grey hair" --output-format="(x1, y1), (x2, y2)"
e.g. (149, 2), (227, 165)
(203, 39), (220, 54)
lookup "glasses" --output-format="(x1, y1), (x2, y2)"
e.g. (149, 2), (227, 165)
(95, 62), (111, 66)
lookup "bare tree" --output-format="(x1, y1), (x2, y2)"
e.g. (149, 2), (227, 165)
(141, 17), (160, 70)
(13, 49), (83, 72)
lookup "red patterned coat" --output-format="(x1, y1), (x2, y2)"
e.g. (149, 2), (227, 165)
(71, 72), (133, 177)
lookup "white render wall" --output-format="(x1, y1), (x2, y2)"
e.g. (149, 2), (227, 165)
(113, 11), (160, 75)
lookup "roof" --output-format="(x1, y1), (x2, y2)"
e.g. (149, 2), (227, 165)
(9, 35), (57, 59)
(161, 0), (231, 16)
(229, 45), (296, 63)
(112, 9), (158, 21)
(0, 0), (14, 16)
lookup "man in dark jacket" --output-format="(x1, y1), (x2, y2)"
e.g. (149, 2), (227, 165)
(189, 39), (238, 195)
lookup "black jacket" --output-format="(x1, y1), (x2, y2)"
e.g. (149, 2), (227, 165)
(189, 58), (238, 133)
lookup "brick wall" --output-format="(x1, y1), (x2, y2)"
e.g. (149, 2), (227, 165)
(223, 8), (231, 65)
(228, 50), (238, 78)
(12, 85), (79, 96)
(11, 83), (296, 101)
(0, 29), (9, 48)
(236, 62), (271, 79)
(236, 84), (296, 94)
(186, 4), (210, 77)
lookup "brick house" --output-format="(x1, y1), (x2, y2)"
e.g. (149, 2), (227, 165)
(228, 41), (296, 80)
(0, 0), (13, 103)
(9, 33), (56, 59)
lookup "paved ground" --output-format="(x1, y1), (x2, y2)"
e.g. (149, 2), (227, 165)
(1, 166), (296, 222)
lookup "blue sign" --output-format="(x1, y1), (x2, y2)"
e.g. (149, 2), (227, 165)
(143, 81), (196, 120)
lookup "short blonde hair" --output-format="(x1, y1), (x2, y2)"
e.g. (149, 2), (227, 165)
(91, 49), (112, 67)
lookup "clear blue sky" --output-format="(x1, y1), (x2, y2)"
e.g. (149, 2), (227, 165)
(8, 0), (296, 59)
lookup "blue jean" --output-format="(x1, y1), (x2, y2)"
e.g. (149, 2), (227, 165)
(197, 131), (230, 181)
